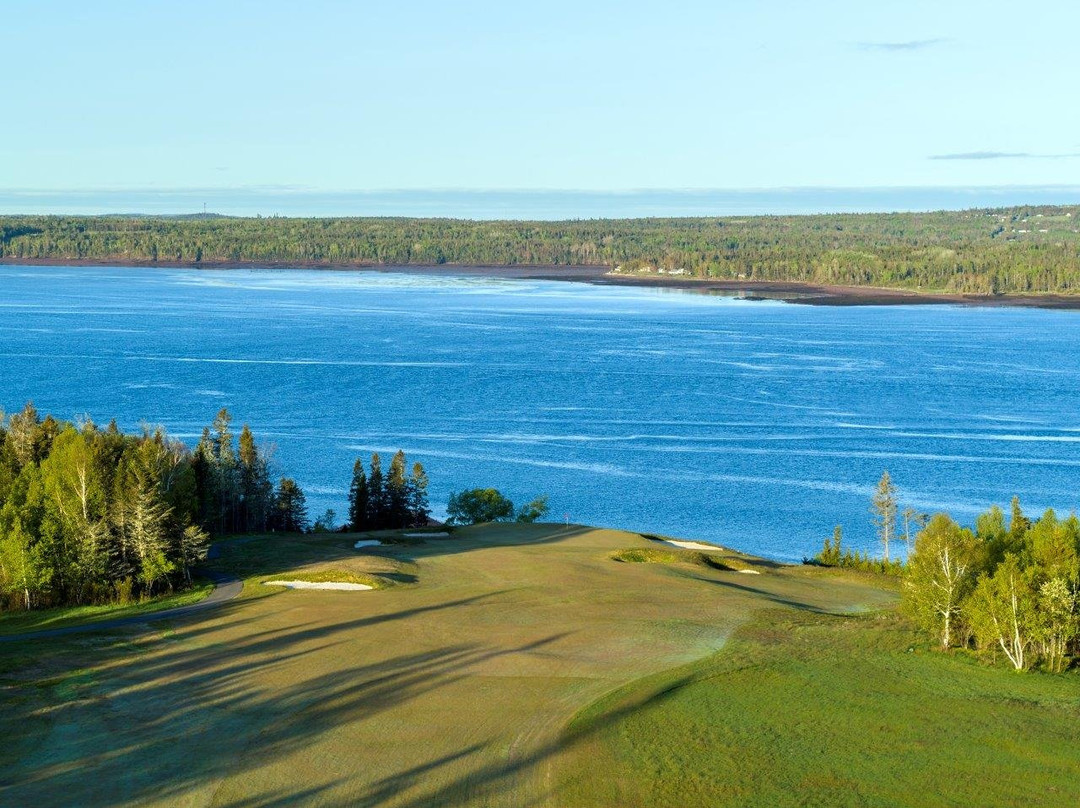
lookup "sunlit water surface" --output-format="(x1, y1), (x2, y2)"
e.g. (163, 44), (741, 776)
(2, 266), (1079, 561)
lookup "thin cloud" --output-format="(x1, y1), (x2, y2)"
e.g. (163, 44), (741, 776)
(930, 151), (1080, 161)
(858, 38), (948, 52)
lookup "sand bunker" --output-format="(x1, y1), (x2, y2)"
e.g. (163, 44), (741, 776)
(737, 569), (761, 575)
(662, 539), (724, 551)
(264, 580), (373, 591)
(354, 539), (383, 549)
(404, 532), (450, 538)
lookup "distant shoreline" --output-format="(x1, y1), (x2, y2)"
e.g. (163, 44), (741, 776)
(5, 257), (1080, 310)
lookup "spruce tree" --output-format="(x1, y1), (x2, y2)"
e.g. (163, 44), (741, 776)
(408, 462), (430, 527)
(367, 453), (385, 529)
(348, 458), (369, 531)
(387, 450), (409, 528)
(272, 477), (308, 533)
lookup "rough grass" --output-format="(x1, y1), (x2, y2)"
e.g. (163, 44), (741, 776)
(0, 583), (213, 637)
(2, 524), (1071, 806)
(562, 610), (1080, 807)
(611, 547), (733, 571)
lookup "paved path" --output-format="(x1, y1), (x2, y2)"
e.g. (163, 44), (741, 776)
(0, 551), (242, 643)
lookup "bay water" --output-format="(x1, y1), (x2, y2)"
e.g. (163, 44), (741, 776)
(2, 265), (1078, 561)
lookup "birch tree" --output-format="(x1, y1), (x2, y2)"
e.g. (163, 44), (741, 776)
(967, 555), (1037, 671)
(902, 514), (977, 649)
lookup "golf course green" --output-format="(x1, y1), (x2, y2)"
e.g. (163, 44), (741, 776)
(2, 524), (1077, 807)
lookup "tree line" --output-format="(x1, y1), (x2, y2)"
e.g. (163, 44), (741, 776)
(812, 470), (1078, 673)
(347, 451), (430, 531)
(3, 205), (1080, 294)
(0, 404), (312, 610)
(904, 500), (1079, 673)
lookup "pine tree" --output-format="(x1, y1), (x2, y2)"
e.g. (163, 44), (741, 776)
(1009, 496), (1031, 540)
(272, 477), (308, 533)
(367, 453), (385, 529)
(408, 462), (430, 527)
(871, 470), (898, 562)
(348, 458), (369, 531)
(177, 524), (210, 584)
(237, 424), (271, 532)
(387, 450), (409, 528)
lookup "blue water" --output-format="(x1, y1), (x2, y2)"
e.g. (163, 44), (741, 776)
(2, 266), (1079, 561)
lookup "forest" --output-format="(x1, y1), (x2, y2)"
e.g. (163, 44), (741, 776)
(0, 404), (428, 612)
(3, 205), (1080, 294)
(814, 472), (1079, 673)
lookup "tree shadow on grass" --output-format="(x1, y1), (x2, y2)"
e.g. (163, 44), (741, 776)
(1, 598), (574, 807)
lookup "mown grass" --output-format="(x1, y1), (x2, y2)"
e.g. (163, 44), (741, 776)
(562, 609), (1080, 808)
(7, 524), (1069, 807)
(0, 582), (213, 637)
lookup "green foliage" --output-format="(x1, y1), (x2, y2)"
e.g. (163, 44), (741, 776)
(515, 495), (549, 523)
(271, 478), (308, 533)
(446, 488), (515, 525)
(0, 404), (293, 611)
(4, 205), (1080, 294)
(312, 509), (337, 533)
(903, 499), (1080, 672)
(347, 453), (429, 530)
(809, 525), (903, 576)
(902, 514), (979, 649)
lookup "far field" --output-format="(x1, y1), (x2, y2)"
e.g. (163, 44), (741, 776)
(1, 524), (1077, 807)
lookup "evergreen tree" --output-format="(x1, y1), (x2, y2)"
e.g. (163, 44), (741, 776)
(237, 424), (271, 532)
(348, 458), (369, 531)
(871, 470), (898, 562)
(1009, 496), (1031, 541)
(367, 453), (385, 529)
(408, 462), (430, 527)
(272, 477), (308, 533)
(387, 450), (409, 528)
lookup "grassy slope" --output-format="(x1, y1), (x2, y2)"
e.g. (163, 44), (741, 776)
(562, 611), (1080, 807)
(0, 524), (1073, 807)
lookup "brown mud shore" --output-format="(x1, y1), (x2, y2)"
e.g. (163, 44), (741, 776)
(5, 257), (1080, 309)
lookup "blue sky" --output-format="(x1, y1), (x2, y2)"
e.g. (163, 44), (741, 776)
(3, 0), (1079, 193)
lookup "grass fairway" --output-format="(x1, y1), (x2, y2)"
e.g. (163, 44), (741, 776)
(0, 524), (1074, 806)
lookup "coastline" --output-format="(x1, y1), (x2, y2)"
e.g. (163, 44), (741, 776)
(5, 256), (1080, 309)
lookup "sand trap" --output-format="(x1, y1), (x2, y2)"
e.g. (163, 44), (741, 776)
(404, 532), (450, 538)
(737, 569), (762, 575)
(662, 539), (724, 551)
(264, 580), (373, 591)
(354, 540), (383, 549)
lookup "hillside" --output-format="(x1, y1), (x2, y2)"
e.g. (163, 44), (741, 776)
(3, 205), (1080, 294)
(2, 524), (1076, 807)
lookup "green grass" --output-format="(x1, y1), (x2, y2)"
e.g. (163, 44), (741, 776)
(0, 524), (1072, 807)
(0, 582), (213, 637)
(262, 568), (396, 589)
(562, 610), (1080, 807)
(611, 546), (733, 571)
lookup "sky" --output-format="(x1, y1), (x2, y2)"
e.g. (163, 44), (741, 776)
(2, 0), (1079, 204)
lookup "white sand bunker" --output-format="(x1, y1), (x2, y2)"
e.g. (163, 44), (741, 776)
(354, 539), (383, 548)
(737, 569), (762, 575)
(662, 539), (725, 551)
(404, 532), (450, 538)
(264, 580), (373, 591)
